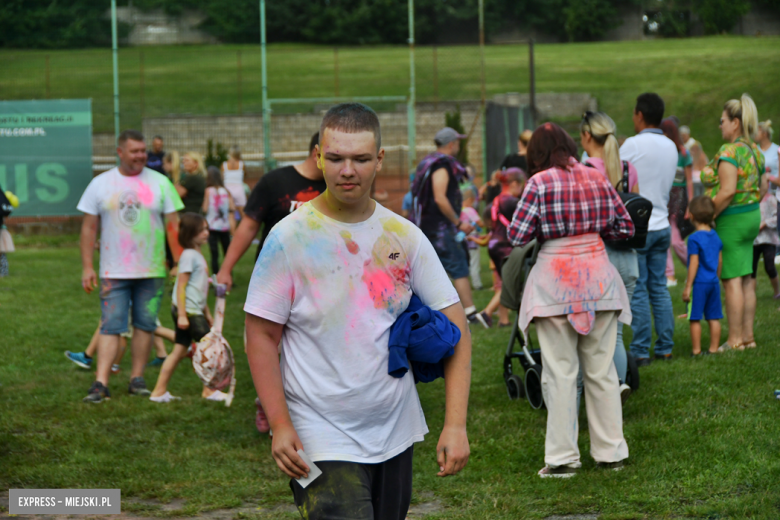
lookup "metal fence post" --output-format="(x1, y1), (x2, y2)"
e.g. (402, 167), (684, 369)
(529, 38), (536, 128)
(260, 0), (274, 171)
(237, 50), (243, 115)
(432, 46), (438, 111)
(45, 55), (51, 99)
(334, 48), (340, 97)
(111, 0), (120, 145)
(139, 51), (145, 123)
(479, 0), (487, 179)
(407, 0), (417, 177)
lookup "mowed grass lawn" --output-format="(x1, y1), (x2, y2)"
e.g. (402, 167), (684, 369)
(1, 36), (779, 156)
(1, 235), (779, 519)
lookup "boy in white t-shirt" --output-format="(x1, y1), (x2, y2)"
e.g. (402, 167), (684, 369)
(244, 103), (471, 519)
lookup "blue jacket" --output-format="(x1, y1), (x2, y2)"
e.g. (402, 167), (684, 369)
(388, 295), (460, 383)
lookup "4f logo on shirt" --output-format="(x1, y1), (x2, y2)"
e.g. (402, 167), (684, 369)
(388, 252), (400, 260)
(118, 190), (142, 227)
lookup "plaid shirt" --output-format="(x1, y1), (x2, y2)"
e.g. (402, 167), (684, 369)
(507, 158), (635, 247)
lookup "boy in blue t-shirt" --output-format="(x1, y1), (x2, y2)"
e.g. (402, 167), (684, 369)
(682, 196), (723, 356)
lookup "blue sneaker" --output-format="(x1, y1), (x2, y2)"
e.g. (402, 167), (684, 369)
(147, 356), (166, 367)
(65, 351), (92, 369)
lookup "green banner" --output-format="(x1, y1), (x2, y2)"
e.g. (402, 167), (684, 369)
(0, 99), (93, 217)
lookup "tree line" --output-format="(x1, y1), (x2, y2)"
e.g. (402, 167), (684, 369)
(1, 0), (777, 49)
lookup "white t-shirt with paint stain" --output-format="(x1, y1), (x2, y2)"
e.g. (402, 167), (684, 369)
(77, 167), (183, 279)
(244, 202), (460, 464)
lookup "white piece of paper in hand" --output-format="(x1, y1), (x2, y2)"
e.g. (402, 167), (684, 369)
(295, 450), (322, 489)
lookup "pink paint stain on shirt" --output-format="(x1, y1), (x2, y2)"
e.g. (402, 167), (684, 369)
(137, 181), (154, 206)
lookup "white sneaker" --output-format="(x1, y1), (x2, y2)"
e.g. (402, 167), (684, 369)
(619, 383), (632, 405)
(149, 391), (180, 403)
(205, 390), (228, 401)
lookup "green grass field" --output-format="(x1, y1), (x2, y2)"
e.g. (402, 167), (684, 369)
(1, 36), (779, 156)
(2, 238), (779, 518)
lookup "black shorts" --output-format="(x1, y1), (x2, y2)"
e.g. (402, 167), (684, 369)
(171, 306), (210, 346)
(290, 445), (413, 520)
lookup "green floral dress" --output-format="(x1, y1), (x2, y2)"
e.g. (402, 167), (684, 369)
(700, 137), (765, 215)
(700, 137), (765, 279)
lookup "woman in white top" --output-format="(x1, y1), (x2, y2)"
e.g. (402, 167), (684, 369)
(203, 166), (236, 275)
(221, 145), (246, 218)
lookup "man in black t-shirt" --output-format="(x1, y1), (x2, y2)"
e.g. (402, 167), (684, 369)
(216, 131), (324, 435)
(146, 135), (165, 174)
(216, 132), (325, 288)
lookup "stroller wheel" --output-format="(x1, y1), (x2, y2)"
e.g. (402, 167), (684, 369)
(625, 352), (640, 391)
(524, 364), (545, 410)
(506, 374), (525, 400)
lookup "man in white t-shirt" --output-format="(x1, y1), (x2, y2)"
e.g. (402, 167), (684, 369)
(78, 130), (184, 403)
(619, 93), (678, 365)
(244, 103), (471, 519)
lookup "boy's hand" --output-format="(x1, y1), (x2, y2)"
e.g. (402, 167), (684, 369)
(436, 425), (470, 477)
(177, 315), (190, 330)
(682, 286), (691, 303)
(271, 424), (310, 479)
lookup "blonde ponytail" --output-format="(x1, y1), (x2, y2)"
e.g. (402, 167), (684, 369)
(602, 134), (622, 188)
(580, 111), (622, 187)
(758, 119), (773, 141)
(724, 93), (759, 141)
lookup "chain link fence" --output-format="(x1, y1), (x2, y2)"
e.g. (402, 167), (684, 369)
(1, 42), (537, 216)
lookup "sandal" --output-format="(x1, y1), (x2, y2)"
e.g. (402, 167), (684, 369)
(716, 342), (741, 353)
(742, 340), (756, 349)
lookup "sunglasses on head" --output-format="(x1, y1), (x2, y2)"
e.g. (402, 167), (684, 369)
(582, 111), (594, 123)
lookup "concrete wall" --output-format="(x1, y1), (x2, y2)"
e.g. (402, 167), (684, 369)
(736, 5), (780, 36)
(89, 93), (596, 177)
(113, 7), (218, 46)
(604, 5), (646, 41)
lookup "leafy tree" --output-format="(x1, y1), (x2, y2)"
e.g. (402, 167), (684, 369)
(692, 0), (751, 34)
(563, 0), (622, 41)
(0, 0), (129, 48)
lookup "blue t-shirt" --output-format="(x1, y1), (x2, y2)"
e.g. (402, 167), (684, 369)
(687, 230), (722, 284)
(402, 191), (413, 212)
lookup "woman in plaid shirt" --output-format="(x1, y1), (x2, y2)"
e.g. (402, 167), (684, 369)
(508, 123), (635, 478)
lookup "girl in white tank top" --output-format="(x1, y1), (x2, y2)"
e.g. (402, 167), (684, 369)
(222, 146), (247, 212)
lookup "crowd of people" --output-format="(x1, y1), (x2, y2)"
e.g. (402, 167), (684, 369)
(52, 88), (778, 518)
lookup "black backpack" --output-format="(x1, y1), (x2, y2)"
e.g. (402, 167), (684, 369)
(588, 161), (652, 251)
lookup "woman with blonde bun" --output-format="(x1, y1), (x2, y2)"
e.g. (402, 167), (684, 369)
(700, 94), (768, 351)
(177, 152), (207, 214)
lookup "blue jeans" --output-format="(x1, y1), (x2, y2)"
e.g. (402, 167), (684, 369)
(99, 278), (165, 334)
(577, 246), (638, 401)
(630, 228), (674, 358)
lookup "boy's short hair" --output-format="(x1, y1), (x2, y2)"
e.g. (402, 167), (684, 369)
(320, 103), (381, 151)
(688, 196), (715, 226)
(178, 212), (206, 249)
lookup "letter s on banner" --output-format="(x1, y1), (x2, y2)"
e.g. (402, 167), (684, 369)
(35, 163), (69, 203)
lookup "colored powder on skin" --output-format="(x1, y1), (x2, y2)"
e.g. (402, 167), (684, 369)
(340, 231), (360, 255)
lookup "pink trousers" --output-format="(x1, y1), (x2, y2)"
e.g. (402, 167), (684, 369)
(666, 219), (687, 277)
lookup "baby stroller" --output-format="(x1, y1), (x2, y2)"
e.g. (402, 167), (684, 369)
(500, 241), (640, 410)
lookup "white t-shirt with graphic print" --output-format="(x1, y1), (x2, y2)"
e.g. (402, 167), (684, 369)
(77, 167), (184, 279)
(244, 202), (460, 464)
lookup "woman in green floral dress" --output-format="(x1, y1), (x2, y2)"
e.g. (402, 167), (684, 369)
(700, 93), (767, 351)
